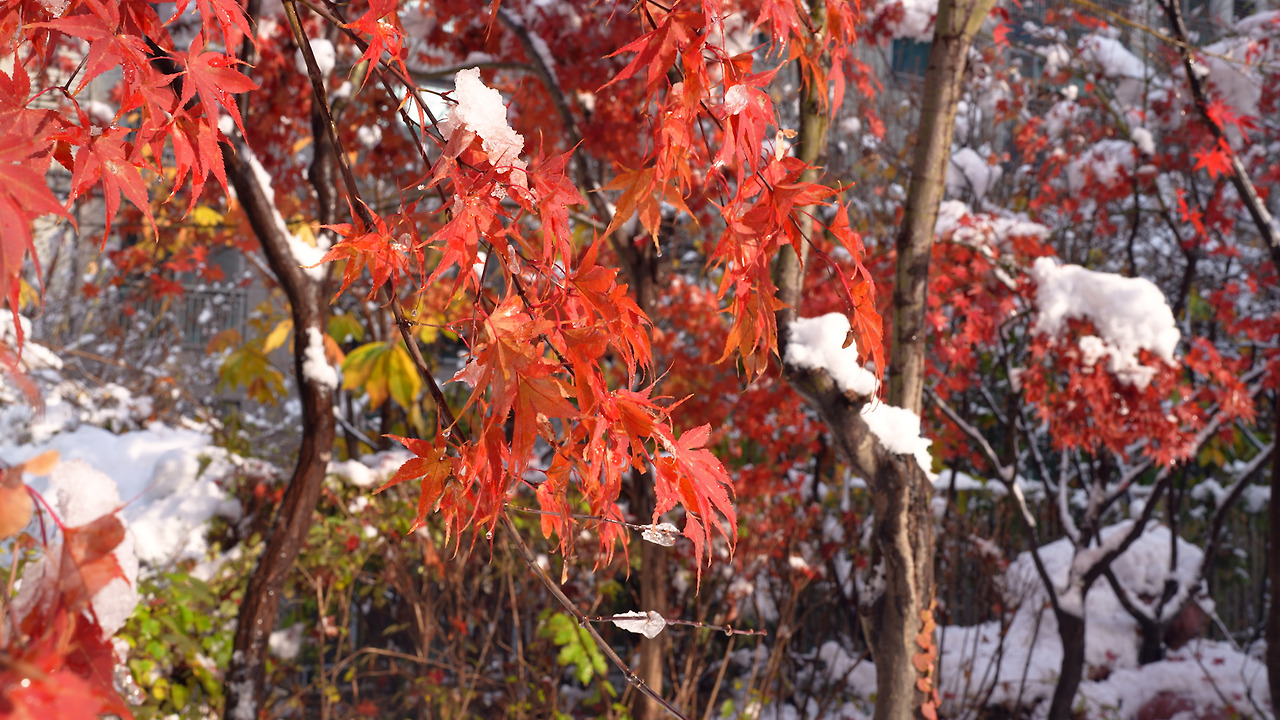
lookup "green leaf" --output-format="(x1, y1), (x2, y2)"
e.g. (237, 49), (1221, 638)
(540, 612), (607, 686)
(328, 313), (366, 344)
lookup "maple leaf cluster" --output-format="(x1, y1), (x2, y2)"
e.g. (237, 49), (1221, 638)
(2, 0), (258, 347)
(0, 456), (136, 720)
(299, 0), (889, 572)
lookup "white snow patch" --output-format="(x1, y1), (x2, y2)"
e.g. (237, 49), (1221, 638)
(724, 84), (750, 115)
(302, 327), (338, 390)
(242, 151), (329, 280)
(874, 0), (938, 40)
(861, 403), (936, 479)
(946, 147), (1000, 200)
(327, 449), (413, 489)
(295, 37), (336, 77)
(45, 460), (139, 638)
(1066, 139), (1136, 191)
(269, 623), (305, 660)
(934, 200), (1049, 250)
(2, 424), (245, 567)
(1079, 34), (1146, 79)
(641, 522), (679, 547)
(442, 68), (528, 190)
(356, 124), (383, 149)
(1131, 126), (1155, 156)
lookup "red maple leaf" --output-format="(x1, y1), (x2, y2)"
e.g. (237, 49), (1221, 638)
(1192, 138), (1233, 179)
(67, 127), (155, 245)
(602, 11), (705, 97)
(0, 132), (68, 347)
(171, 0), (253, 48)
(318, 213), (417, 299)
(1203, 98), (1256, 134)
(178, 33), (259, 136)
(34, 11), (153, 94)
(342, 0), (407, 88)
(651, 423), (736, 577)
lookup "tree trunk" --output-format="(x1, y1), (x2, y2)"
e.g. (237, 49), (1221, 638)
(770, 0), (993, 716)
(635, 467), (669, 720)
(1049, 610), (1086, 720)
(1267, 393), (1280, 710)
(862, 457), (936, 720)
(628, 239), (669, 720)
(867, 1), (994, 718)
(221, 84), (340, 720)
(887, 0), (992, 415)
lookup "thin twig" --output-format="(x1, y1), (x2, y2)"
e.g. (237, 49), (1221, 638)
(502, 514), (690, 720)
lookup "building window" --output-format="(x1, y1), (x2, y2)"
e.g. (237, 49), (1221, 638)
(891, 39), (931, 77)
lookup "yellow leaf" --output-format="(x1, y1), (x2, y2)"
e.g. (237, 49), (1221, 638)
(206, 328), (242, 354)
(385, 342), (422, 410)
(17, 277), (39, 310)
(190, 205), (223, 227)
(294, 222), (318, 249)
(262, 318), (293, 355)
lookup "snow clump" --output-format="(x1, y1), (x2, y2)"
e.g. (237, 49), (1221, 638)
(861, 403), (937, 479)
(611, 610), (667, 639)
(443, 68), (528, 190)
(302, 327), (339, 390)
(785, 313), (877, 398)
(1029, 257), (1180, 388)
(295, 37), (336, 77)
(786, 314), (936, 477)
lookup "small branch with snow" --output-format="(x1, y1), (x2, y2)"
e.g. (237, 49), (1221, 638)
(588, 613), (767, 638)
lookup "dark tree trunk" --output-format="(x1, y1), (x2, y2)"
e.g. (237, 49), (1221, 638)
(1268, 393), (1280, 710)
(633, 466), (669, 720)
(1049, 610), (1086, 720)
(1137, 616), (1164, 665)
(221, 79), (340, 719)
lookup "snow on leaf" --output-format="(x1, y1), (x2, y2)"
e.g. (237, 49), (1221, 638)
(610, 610), (667, 639)
(640, 522), (679, 547)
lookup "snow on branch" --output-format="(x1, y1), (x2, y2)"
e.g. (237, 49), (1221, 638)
(786, 314), (936, 478)
(1029, 258), (1180, 389)
(785, 314), (877, 398)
